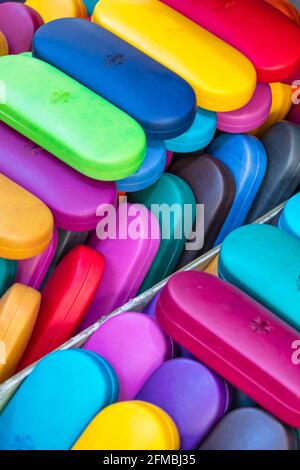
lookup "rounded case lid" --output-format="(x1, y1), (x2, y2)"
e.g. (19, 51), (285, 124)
(25, 0), (87, 23)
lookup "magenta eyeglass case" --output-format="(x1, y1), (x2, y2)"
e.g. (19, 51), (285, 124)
(156, 271), (300, 428)
(78, 203), (160, 331)
(0, 122), (117, 231)
(83, 312), (172, 400)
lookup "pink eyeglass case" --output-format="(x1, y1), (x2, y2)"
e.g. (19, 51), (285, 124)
(156, 271), (300, 428)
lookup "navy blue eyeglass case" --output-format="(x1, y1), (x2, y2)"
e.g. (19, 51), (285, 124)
(32, 18), (196, 140)
(208, 133), (267, 245)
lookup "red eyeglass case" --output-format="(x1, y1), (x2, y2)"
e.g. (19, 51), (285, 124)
(161, 0), (300, 83)
(17, 245), (105, 370)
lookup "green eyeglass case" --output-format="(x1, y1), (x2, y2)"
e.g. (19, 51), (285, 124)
(219, 224), (300, 331)
(0, 55), (146, 181)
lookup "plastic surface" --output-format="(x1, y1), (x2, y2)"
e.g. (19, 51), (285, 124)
(0, 31), (8, 56)
(0, 350), (119, 450)
(208, 134), (267, 244)
(92, 0), (256, 112)
(247, 121), (300, 222)
(0, 258), (17, 297)
(136, 359), (230, 450)
(33, 18), (196, 140)
(161, 0), (300, 83)
(288, 105), (300, 125)
(264, 0), (300, 24)
(84, 312), (173, 400)
(18, 246), (105, 369)
(117, 142), (166, 192)
(217, 84), (272, 133)
(165, 108), (216, 153)
(156, 271), (300, 428)
(170, 154), (235, 266)
(79, 204), (160, 330)
(0, 122), (117, 231)
(0, 174), (54, 260)
(200, 408), (297, 450)
(73, 401), (180, 450)
(279, 193), (300, 240)
(25, 0), (87, 22)
(129, 173), (196, 293)
(219, 224), (300, 331)
(0, 2), (43, 54)
(0, 284), (41, 383)
(0, 54), (146, 181)
(83, 0), (98, 16)
(16, 229), (58, 290)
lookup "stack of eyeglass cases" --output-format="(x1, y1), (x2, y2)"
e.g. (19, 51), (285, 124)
(0, 0), (299, 451)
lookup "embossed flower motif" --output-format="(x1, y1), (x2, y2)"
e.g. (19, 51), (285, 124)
(250, 317), (274, 334)
(105, 54), (126, 66)
(23, 142), (42, 155)
(13, 433), (36, 450)
(50, 90), (71, 104)
(214, 0), (237, 11)
(296, 275), (300, 291)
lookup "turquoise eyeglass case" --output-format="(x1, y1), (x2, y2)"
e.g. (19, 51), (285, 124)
(0, 258), (17, 297)
(0, 350), (119, 450)
(208, 133), (267, 245)
(129, 173), (196, 293)
(219, 224), (300, 331)
(279, 193), (300, 240)
(165, 107), (216, 154)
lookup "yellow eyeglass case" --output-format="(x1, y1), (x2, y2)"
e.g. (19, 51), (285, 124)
(0, 175), (54, 260)
(0, 31), (8, 56)
(0, 283), (41, 383)
(73, 401), (180, 450)
(92, 0), (256, 112)
(253, 83), (292, 137)
(25, 0), (87, 23)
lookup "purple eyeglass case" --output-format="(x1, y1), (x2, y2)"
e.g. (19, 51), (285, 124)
(136, 358), (230, 450)
(78, 203), (160, 331)
(287, 104), (300, 125)
(16, 228), (58, 290)
(84, 312), (173, 400)
(200, 408), (298, 450)
(217, 84), (272, 133)
(0, 122), (117, 231)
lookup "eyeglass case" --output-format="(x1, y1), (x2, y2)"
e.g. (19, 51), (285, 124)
(116, 141), (166, 193)
(279, 193), (300, 240)
(0, 2), (43, 54)
(156, 271), (300, 428)
(0, 123), (117, 231)
(0, 283), (41, 383)
(73, 401), (179, 450)
(129, 173), (196, 293)
(0, 54), (146, 181)
(0, 31), (8, 56)
(16, 229), (58, 290)
(208, 134), (267, 245)
(217, 84), (272, 134)
(288, 105), (300, 125)
(170, 154), (235, 266)
(25, 0), (87, 23)
(84, 312), (173, 401)
(82, 0), (98, 16)
(0, 349), (119, 450)
(161, 0), (300, 83)
(33, 18), (196, 141)
(79, 204), (160, 330)
(18, 246), (105, 370)
(265, 0), (300, 25)
(136, 358), (230, 450)
(200, 408), (297, 451)
(0, 258), (17, 297)
(0, 174), (54, 260)
(92, 0), (256, 112)
(247, 121), (300, 222)
(219, 224), (300, 331)
(165, 108), (216, 153)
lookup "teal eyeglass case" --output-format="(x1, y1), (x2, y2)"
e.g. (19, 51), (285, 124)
(219, 224), (300, 331)
(0, 258), (17, 296)
(279, 193), (300, 241)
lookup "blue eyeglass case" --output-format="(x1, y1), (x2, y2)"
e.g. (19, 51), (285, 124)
(0, 258), (17, 297)
(0, 350), (119, 450)
(32, 18), (196, 140)
(247, 121), (300, 223)
(219, 223), (300, 331)
(117, 141), (167, 192)
(208, 133), (267, 245)
(279, 193), (300, 240)
(165, 107), (216, 154)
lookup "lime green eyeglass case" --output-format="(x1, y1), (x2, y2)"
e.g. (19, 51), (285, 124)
(0, 55), (146, 181)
